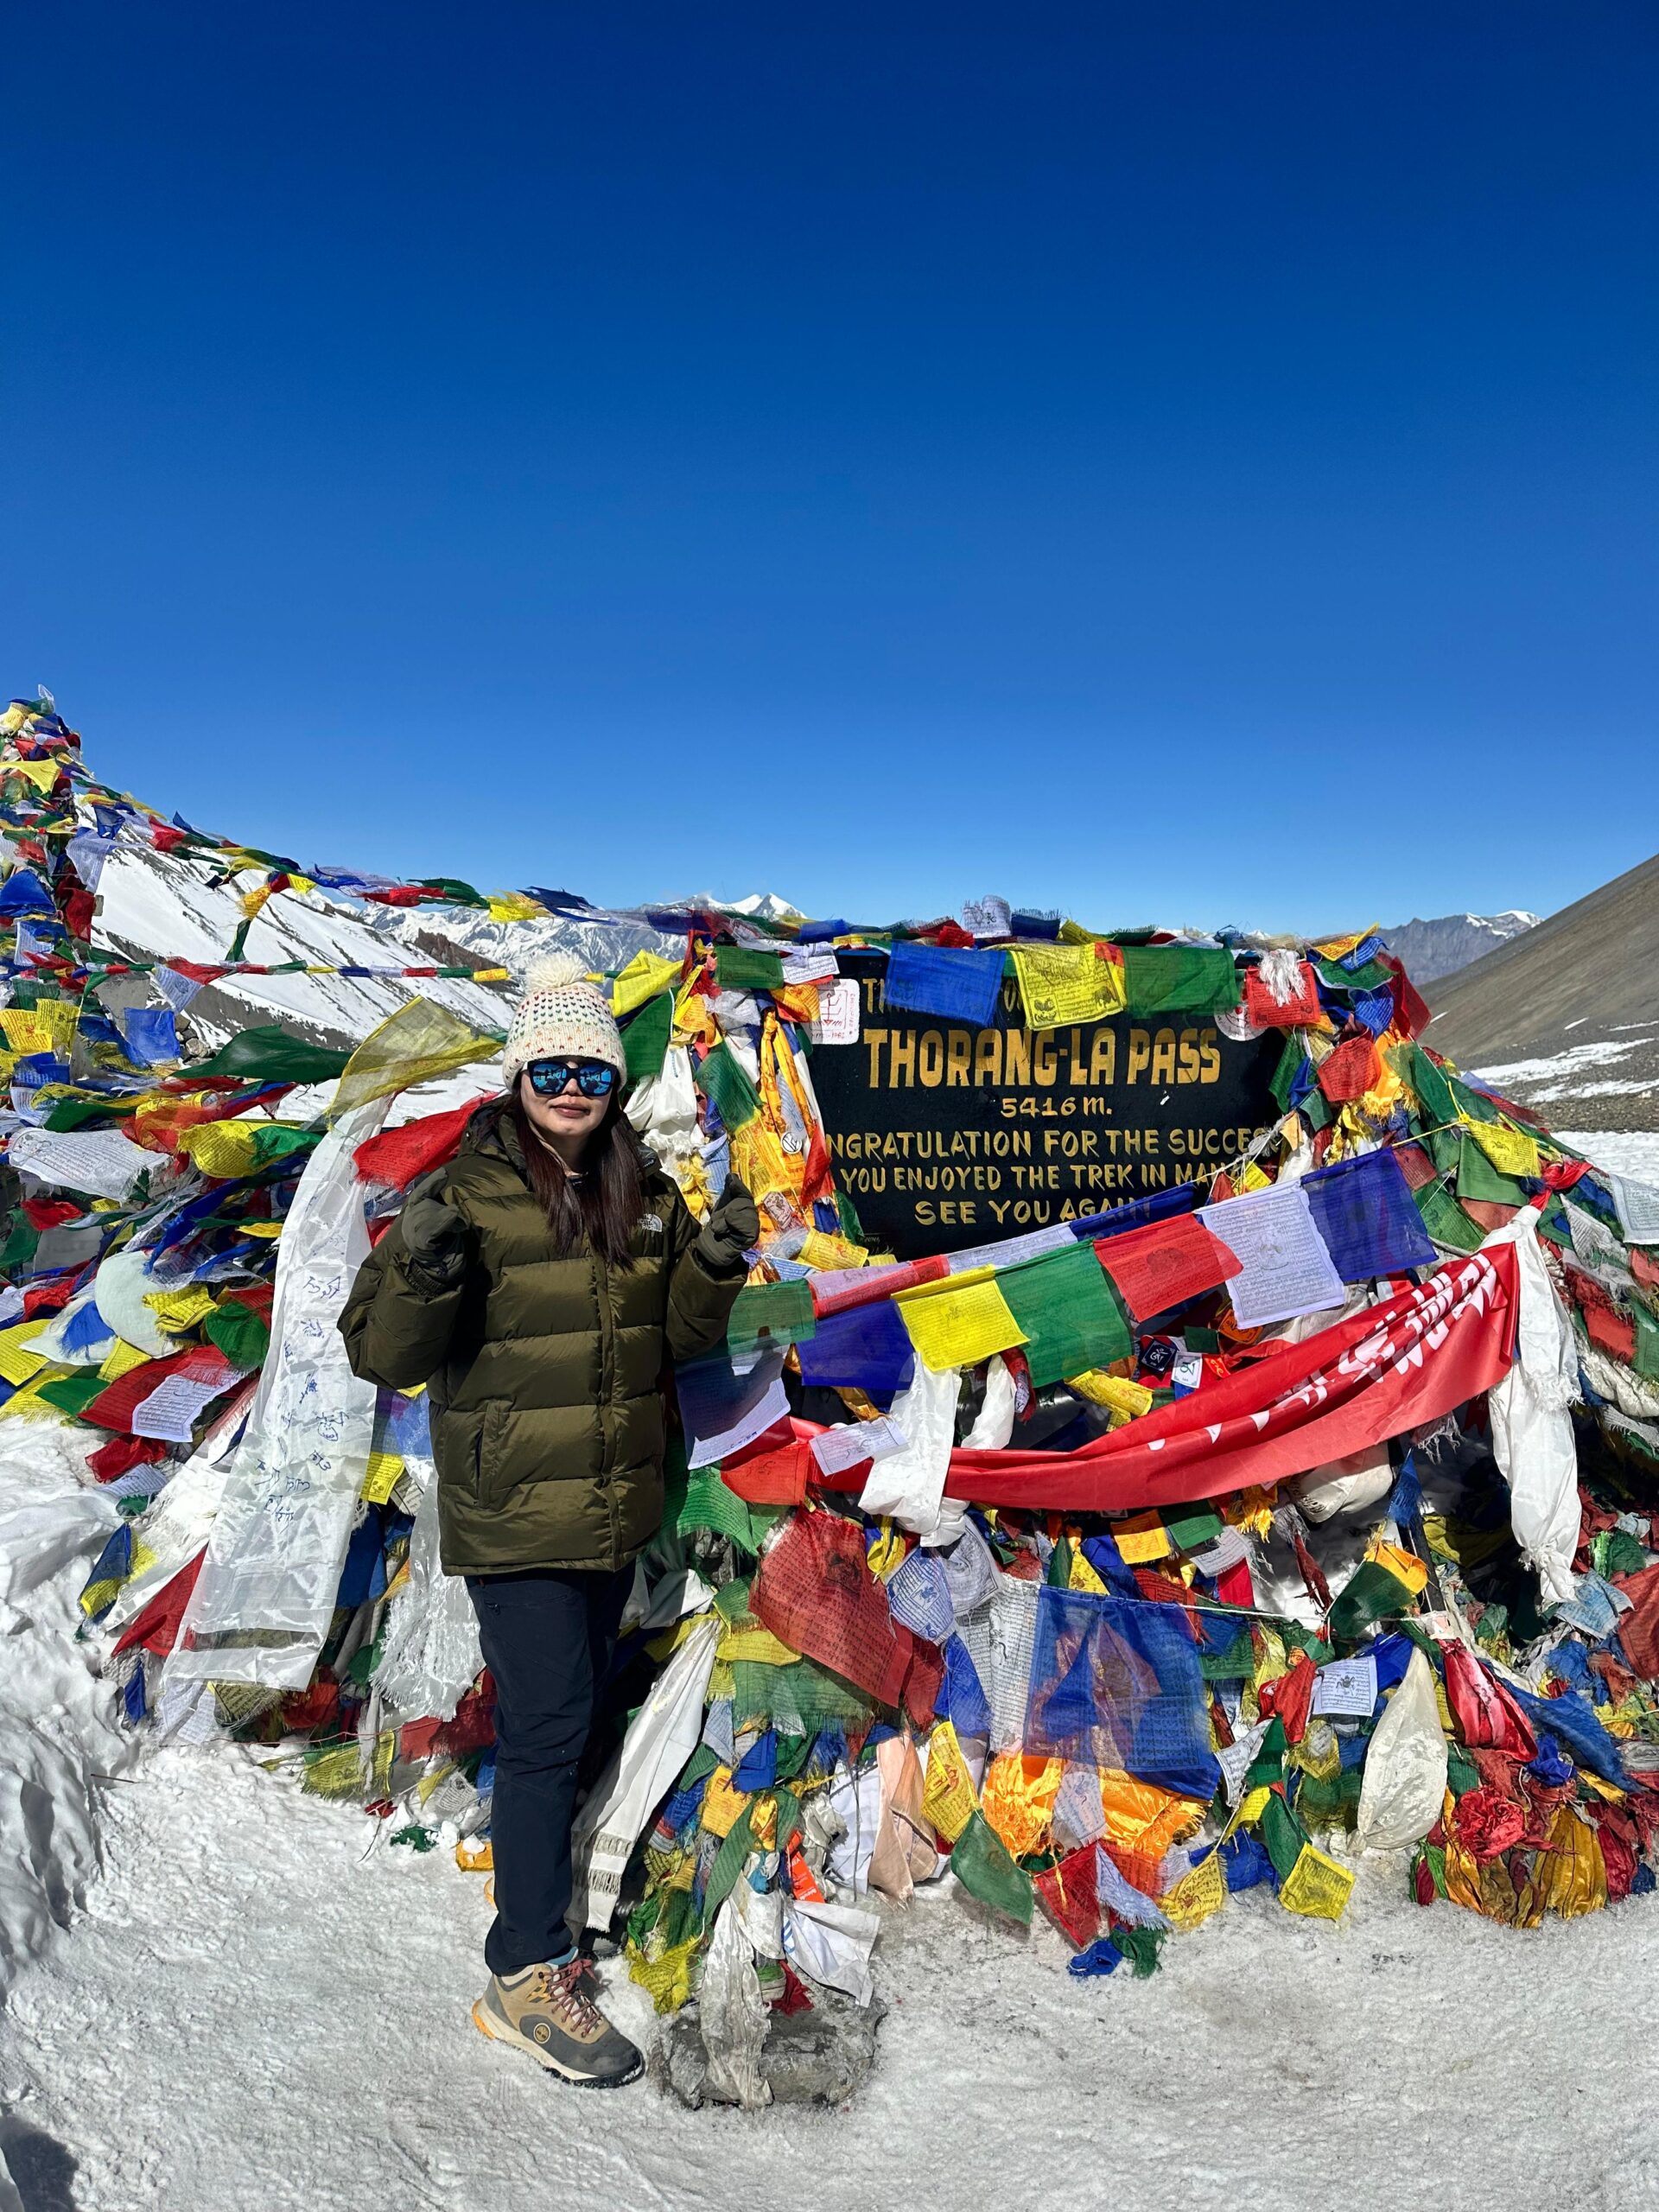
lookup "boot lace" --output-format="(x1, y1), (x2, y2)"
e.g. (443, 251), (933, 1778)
(532, 1958), (605, 2037)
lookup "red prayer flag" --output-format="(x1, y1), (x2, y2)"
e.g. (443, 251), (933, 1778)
(1317, 1032), (1380, 1103)
(353, 1098), (486, 1190)
(752, 1509), (917, 1708)
(112, 1549), (206, 1657)
(1095, 1215), (1242, 1322)
(1243, 958), (1323, 1029)
(1035, 1843), (1103, 1950)
(721, 1431), (811, 1507)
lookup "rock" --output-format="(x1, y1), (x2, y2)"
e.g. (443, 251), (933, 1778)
(652, 1992), (886, 2108)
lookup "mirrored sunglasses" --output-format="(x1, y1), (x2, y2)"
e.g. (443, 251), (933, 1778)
(525, 1058), (619, 1099)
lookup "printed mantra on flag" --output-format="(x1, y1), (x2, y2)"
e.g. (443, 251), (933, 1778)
(810, 969), (1280, 1258)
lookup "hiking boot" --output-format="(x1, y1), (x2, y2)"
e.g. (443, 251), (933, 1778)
(472, 1959), (644, 2088)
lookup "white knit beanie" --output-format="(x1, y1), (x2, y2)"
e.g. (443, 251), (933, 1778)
(501, 952), (627, 1086)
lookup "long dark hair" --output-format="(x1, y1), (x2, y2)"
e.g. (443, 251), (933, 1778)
(506, 1087), (647, 1268)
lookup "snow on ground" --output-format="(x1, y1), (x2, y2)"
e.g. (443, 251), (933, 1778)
(1473, 1029), (1659, 1135)
(6, 1744), (1659, 2212)
(0, 1428), (129, 2010)
(10, 1132), (1659, 2209)
(1556, 1132), (1659, 1185)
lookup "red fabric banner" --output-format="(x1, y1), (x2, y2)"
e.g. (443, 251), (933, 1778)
(938, 1245), (1519, 1514)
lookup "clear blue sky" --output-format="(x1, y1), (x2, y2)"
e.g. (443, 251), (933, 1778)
(7, 3), (1655, 931)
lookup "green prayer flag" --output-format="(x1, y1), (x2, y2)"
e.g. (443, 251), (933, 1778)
(622, 989), (673, 1087)
(37, 1370), (113, 1418)
(727, 1278), (817, 1351)
(1402, 1045), (1460, 1130)
(1245, 1715), (1287, 1792)
(1165, 1506), (1224, 1552)
(714, 945), (787, 994)
(676, 1465), (781, 1554)
(203, 1302), (271, 1370)
(1447, 1074), (1500, 1125)
(677, 1741), (720, 1792)
(702, 1805), (757, 1924)
(1415, 1180), (1484, 1254)
(183, 1025), (353, 1086)
(950, 1811), (1034, 1926)
(1109, 1923), (1164, 1976)
(1000, 1240), (1132, 1387)
(696, 1040), (760, 1128)
(1258, 1787), (1308, 1882)
(243, 1126), (321, 1174)
(1456, 1134), (1529, 1208)
(1198, 1627), (1255, 1681)
(44, 1096), (138, 1132)
(1269, 1033), (1307, 1114)
(1326, 1556), (1420, 1645)
(1119, 945), (1242, 1016)
(0, 1216), (40, 1270)
(1634, 1305), (1659, 1384)
(415, 877), (490, 907)
(1329, 955), (1394, 993)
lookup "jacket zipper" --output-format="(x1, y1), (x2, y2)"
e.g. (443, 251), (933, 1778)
(592, 1253), (618, 1549)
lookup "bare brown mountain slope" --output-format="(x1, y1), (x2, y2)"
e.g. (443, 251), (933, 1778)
(1426, 849), (1659, 1131)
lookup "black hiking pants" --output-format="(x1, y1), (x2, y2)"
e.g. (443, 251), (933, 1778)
(466, 1565), (632, 1977)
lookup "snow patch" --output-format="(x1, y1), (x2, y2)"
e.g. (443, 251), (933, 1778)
(0, 1420), (130, 2003)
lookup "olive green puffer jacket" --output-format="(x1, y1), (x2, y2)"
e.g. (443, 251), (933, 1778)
(338, 1106), (743, 1575)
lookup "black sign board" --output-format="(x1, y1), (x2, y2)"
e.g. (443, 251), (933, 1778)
(809, 958), (1281, 1259)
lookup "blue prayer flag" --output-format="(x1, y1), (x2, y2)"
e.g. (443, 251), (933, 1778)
(883, 941), (1006, 1027)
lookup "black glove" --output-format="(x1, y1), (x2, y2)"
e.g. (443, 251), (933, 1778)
(696, 1174), (760, 1274)
(399, 1168), (474, 1285)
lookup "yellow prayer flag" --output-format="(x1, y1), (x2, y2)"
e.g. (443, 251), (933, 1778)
(0, 1320), (49, 1388)
(98, 1338), (153, 1381)
(1310, 923), (1381, 961)
(1278, 1843), (1355, 1921)
(715, 1623), (799, 1667)
(486, 892), (550, 923)
(894, 1269), (1028, 1372)
(866, 1521), (906, 1579)
(331, 996), (502, 1119)
(698, 1766), (749, 1840)
(7, 756), (60, 792)
(1465, 1119), (1542, 1179)
(1111, 1514), (1173, 1565)
(1367, 1536), (1431, 1599)
(359, 1450), (406, 1504)
(613, 950), (683, 1019)
(798, 1229), (868, 1272)
(175, 1121), (261, 1180)
(921, 1719), (979, 1844)
(1007, 942), (1127, 1029)
(1161, 1847), (1229, 1931)
(1068, 1370), (1154, 1421)
(0, 1012), (54, 1057)
(0, 1370), (71, 1419)
(143, 1285), (219, 1334)
(1067, 1548), (1109, 1595)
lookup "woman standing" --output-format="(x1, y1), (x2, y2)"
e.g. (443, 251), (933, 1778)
(341, 956), (754, 2088)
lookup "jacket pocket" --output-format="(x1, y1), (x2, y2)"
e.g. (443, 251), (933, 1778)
(474, 1398), (511, 1507)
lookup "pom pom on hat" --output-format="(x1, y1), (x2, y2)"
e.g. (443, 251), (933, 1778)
(503, 949), (626, 1086)
(523, 950), (589, 994)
